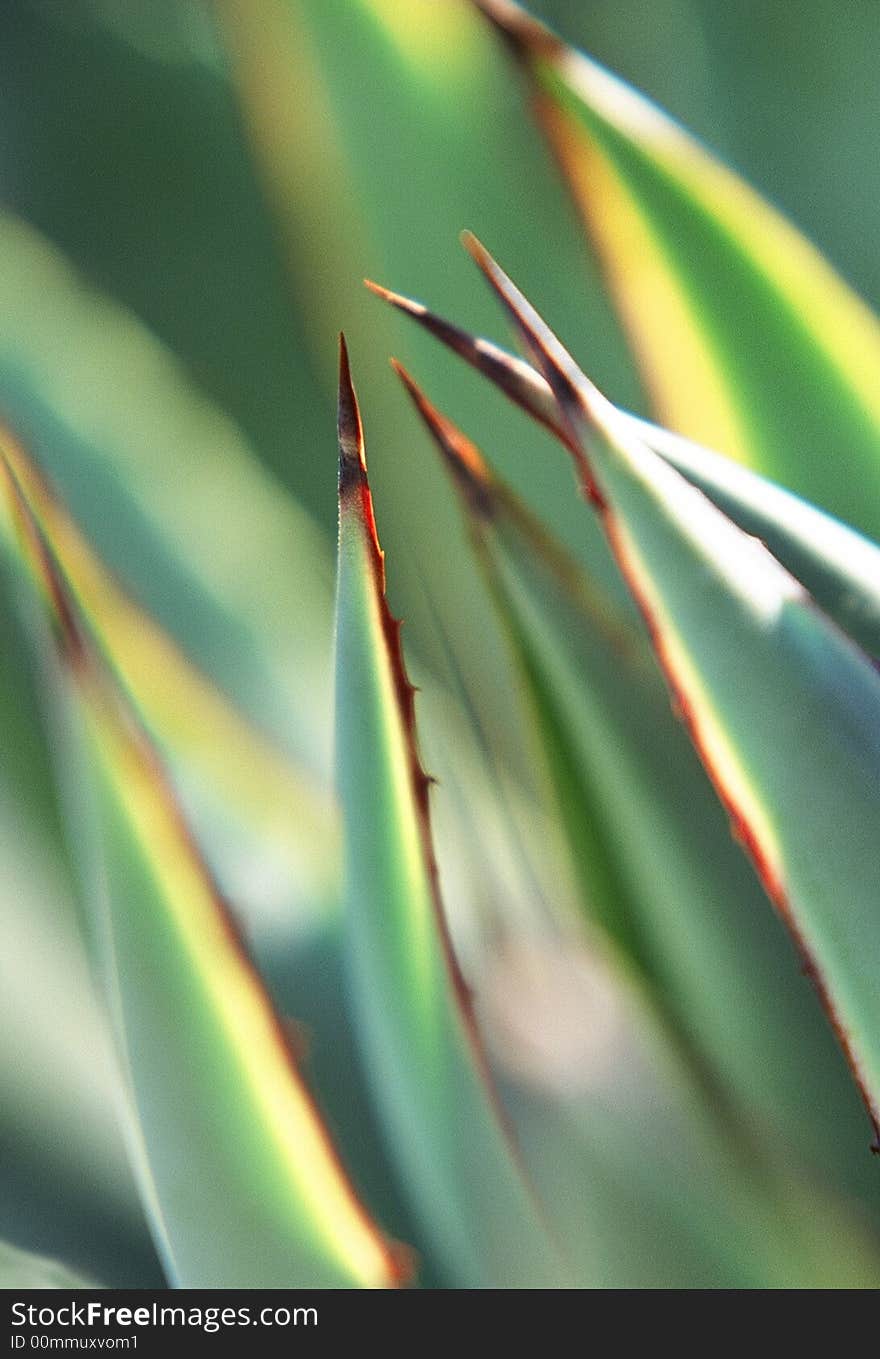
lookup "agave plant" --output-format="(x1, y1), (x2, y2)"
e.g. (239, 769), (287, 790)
(1, 0), (879, 1291)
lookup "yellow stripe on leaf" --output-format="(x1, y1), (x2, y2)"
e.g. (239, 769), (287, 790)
(0, 426), (334, 887)
(537, 97), (752, 464)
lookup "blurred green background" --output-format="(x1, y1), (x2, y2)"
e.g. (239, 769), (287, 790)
(2, 0), (879, 1287)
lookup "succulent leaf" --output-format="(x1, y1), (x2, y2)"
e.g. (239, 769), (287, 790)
(0, 213), (334, 771)
(389, 360), (879, 1195)
(334, 338), (566, 1288)
(0, 425), (337, 906)
(461, 235), (880, 1145)
(0, 452), (405, 1290)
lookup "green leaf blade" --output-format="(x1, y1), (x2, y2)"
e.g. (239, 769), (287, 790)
(465, 239), (880, 1142)
(384, 363), (880, 1289)
(628, 416), (880, 660)
(334, 339), (565, 1288)
(1, 454), (404, 1291)
(388, 358), (880, 1198)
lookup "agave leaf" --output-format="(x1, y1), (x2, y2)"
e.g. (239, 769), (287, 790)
(0, 559), (161, 1287)
(0, 1239), (98, 1289)
(367, 282), (880, 659)
(472, 0), (880, 544)
(390, 362), (880, 1201)
(629, 418), (880, 661)
(365, 369), (880, 1282)
(0, 771), (162, 1288)
(0, 221), (341, 945)
(334, 338), (565, 1288)
(464, 235), (880, 1145)
(0, 423), (337, 931)
(0, 213), (334, 773)
(0, 459), (405, 1291)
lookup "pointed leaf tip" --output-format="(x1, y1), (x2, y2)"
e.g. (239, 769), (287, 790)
(459, 227), (484, 262)
(461, 235), (582, 406)
(365, 279), (459, 348)
(368, 274), (566, 445)
(461, 237), (602, 497)
(337, 333), (366, 494)
(370, 281), (880, 658)
(335, 359), (564, 1287)
(336, 339), (384, 585)
(391, 360), (494, 516)
(363, 278), (412, 309)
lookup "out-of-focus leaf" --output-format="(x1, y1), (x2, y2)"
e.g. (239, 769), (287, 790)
(368, 282), (880, 659)
(334, 339), (565, 1288)
(0, 217), (344, 951)
(482, 933), (880, 1290)
(473, 0), (880, 543)
(0, 459), (406, 1291)
(0, 772), (161, 1289)
(0, 1239), (98, 1289)
(0, 213), (334, 774)
(389, 361), (880, 1204)
(0, 522), (161, 1286)
(465, 235), (880, 1146)
(0, 423), (338, 923)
